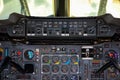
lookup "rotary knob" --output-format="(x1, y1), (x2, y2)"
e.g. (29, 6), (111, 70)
(24, 50), (34, 60)
(105, 50), (118, 61)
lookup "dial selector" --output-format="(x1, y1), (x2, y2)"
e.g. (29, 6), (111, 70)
(24, 50), (34, 60)
(105, 50), (118, 61)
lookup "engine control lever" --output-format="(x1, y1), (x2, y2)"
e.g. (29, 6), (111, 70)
(9, 61), (25, 74)
(96, 61), (111, 73)
(0, 56), (11, 73)
(96, 58), (120, 74)
(0, 56), (25, 74)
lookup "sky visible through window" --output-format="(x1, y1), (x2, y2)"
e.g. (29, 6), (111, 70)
(0, 0), (120, 19)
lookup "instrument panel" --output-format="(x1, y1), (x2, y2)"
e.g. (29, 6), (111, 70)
(0, 41), (120, 80)
(0, 13), (120, 80)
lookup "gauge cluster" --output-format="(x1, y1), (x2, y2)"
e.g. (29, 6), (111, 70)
(0, 42), (120, 80)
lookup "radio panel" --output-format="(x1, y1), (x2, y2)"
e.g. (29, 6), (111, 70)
(26, 18), (97, 37)
(0, 13), (120, 42)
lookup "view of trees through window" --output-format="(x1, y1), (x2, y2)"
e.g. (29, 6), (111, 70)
(0, 0), (120, 19)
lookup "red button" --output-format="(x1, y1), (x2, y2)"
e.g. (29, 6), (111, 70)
(17, 51), (22, 56)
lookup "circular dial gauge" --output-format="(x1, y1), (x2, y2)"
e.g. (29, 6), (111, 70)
(61, 65), (68, 73)
(105, 50), (118, 61)
(42, 65), (50, 73)
(52, 75), (59, 80)
(61, 56), (69, 63)
(42, 75), (50, 80)
(70, 65), (78, 73)
(42, 56), (50, 63)
(61, 75), (68, 80)
(52, 65), (59, 73)
(52, 56), (59, 64)
(71, 56), (78, 63)
(70, 75), (78, 80)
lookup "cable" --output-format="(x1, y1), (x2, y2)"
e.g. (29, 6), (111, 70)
(111, 59), (120, 72)
(96, 58), (120, 74)
(0, 56), (25, 74)
(96, 61), (111, 73)
(9, 61), (25, 74)
(0, 56), (11, 73)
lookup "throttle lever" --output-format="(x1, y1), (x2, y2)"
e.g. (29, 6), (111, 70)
(0, 56), (25, 74)
(96, 58), (120, 74)
(9, 61), (25, 74)
(110, 58), (120, 72)
(0, 56), (11, 73)
(95, 61), (111, 73)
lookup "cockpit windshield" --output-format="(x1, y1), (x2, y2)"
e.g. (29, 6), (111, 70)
(0, 0), (120, 19)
